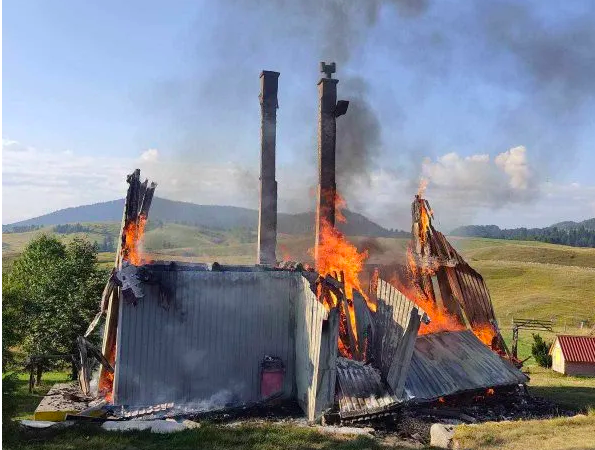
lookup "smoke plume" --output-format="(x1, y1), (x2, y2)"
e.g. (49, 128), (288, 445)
(145, 0), (594, 228)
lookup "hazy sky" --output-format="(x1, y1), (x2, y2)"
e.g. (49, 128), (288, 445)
(3, 0), (595, 230)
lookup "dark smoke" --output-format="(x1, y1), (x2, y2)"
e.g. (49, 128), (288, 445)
(145, 0), (594, 228)
(357, 237), (387, 258)
(336, 77), (382, 185)
(238, 1), (430, 191)
(151, 0), (430, 187)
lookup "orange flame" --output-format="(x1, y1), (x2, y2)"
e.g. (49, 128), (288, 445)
(311, 191), (374, 359)
(486, 388), (495, 396)
(98, 341), (116, 403)
(408, 194), (499, 348)
(314, 219), (371, 308)
(395, 248), (465, 335)
(123, 215), (148, 265)
(472, 323), (498, 348)
(415, 194), (434, 250)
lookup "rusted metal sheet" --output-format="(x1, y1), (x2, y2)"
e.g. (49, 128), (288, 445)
(373, 279), (426, 399)
(336, 357), (400, 420)
(404, 330), (528, 402)
(113, 267), (338, 421)
(554, 335), (595, 363)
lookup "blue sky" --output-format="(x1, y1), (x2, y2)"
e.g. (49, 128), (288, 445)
(3, 0), (595, 229)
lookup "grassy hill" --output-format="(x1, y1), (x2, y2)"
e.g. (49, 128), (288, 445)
(4, 224), (594, 349)
(447, 238), (595, 324)
(2, 223), (119, 269)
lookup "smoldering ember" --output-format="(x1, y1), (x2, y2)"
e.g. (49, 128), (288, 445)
(28, 64), (574, 442)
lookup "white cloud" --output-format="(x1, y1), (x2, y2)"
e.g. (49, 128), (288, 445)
(1, 139), (290, 223)
(495, 146), (530, 189)
(419, 146), (536, 208)
(140, 148), (159, 162)
(2, 139), (594, 231)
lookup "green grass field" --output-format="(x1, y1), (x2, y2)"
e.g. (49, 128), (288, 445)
(454, 411), (595, 450)
(5, 366), (595, 450)
(7, 372), (72, 421)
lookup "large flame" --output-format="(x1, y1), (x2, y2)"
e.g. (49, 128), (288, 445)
(403, 195), (465, 334)
(404, 191), (500, 347)
(391, 254), (465, 335)
(314, 219), (372, 308)
(123, 215), (148, 265)
(310, 191), (374, 358)
(99, 372), (114, 403)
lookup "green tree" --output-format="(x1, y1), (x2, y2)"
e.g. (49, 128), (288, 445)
(3, 235), (107, 380)
(2, 282), (25, 369)
(531, 333), (552, 368)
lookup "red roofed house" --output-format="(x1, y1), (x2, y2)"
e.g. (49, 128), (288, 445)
(550, 335), (595, 377)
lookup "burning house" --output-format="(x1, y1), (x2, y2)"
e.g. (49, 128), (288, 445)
(79, 62), (528, 425)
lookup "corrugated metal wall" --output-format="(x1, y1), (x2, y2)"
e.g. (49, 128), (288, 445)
(294, 276), (338, 420)
(404, 330), (529, 402)
(114, 270), (302, 407)
(374, 279), (424, 399)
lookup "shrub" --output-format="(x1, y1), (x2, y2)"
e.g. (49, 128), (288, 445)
(531, 333), (552, 368)
(2, 372), (20, 442)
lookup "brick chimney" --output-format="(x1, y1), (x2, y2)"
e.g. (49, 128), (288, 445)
(257, 70), (280, 265)
(315, 62), (349, 262)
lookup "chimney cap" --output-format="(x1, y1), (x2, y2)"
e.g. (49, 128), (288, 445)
(260, 70), (280, 78)
(320, 62), (336, 78)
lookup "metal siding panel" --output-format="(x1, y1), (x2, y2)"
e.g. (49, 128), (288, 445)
(404, 330), (529, 402)
(113, 291), (124, 404)
(336, 357), (399, 419)
(114, 270), (302, 407)
(375, 279), (423, 399)
(294, 282), (307, 410)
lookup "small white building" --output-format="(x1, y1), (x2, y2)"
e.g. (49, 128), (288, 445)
(550, 335), (595, 377)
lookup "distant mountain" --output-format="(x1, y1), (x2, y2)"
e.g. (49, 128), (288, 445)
(3, 197), (407, 238)
(450, 219), (595, 248)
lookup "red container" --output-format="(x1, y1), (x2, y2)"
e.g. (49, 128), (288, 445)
(260, 356), (285, 399)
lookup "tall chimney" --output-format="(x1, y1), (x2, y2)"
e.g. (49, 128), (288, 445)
(315, 62), (349, 262)
(257, 70), (280, 265)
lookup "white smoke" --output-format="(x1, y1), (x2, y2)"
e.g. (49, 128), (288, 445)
(495, 146), (530, 190)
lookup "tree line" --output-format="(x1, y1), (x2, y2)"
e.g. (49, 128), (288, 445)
(2, 225), (42, 233)
(53, 223), (117, 252)
(450, 224), (595, 248)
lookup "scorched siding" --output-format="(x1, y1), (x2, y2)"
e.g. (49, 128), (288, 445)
(114, 270), (299, 407)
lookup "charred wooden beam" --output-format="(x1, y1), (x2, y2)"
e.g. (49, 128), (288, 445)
(98, 169), (157, 399)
